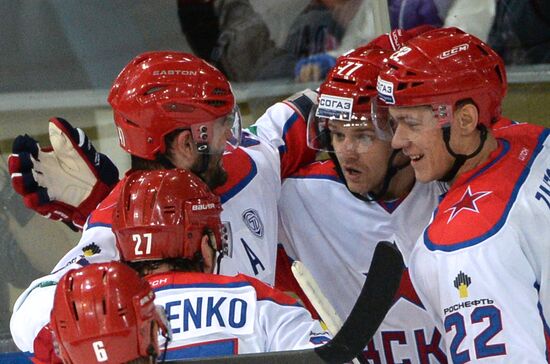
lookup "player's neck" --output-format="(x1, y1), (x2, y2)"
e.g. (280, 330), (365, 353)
(449, 132), (498, 186)
(383, 165), (416, 200)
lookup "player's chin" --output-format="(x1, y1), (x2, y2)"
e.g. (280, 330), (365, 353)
(205, 162), (228, 190)
(347, 180), (371, 197)
(412, 165), (436, 183)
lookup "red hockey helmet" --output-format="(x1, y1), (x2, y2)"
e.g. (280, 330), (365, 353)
(376, 27), (507, 127)
(50, 261), (169, 364)
(308, 25), (437, 152)
(108, 51), (242, 160)
(112, 169), (230, 263)
(308, 47), (394, 152)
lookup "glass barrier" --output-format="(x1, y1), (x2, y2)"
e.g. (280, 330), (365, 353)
(4, 0), (548, 93)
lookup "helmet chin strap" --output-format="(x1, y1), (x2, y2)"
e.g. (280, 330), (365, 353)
(192, 142), (211, 175)
(155, 142), (211, 174)
(439, 124), (488, 183)
(366, 149), (409, 201)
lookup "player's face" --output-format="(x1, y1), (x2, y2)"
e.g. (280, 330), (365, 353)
(192, 115), (234, 189)
(390, 106), (454, 182)
(208, 114), (237, 154)
(330, 121), (393, 196)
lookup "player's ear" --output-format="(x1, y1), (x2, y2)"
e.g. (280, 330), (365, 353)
(200, 234), (216, 274)
(169, 130), (196, 168)
(455, 103), (479, 136)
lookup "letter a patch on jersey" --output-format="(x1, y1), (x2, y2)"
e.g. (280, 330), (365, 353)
(240, 238), (265, 275)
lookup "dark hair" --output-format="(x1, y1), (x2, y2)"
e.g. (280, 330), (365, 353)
(130, 129), (187, 170)
(455, 97), (498, 126)
(127, 253), (205, 278)
(455, 98), (476, 110)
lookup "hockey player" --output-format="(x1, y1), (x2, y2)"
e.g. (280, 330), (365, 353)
(9, 51), (317, 354)
(49, 261), (169, 364)
(277, 36), (448, 363)
(376, 27), (550, 362)
(111, 168), (329, 359)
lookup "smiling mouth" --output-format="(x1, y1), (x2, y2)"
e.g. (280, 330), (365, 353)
(409, 154), (424, 163)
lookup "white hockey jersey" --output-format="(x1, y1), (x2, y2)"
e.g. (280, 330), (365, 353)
(278, 159), (449, 363)
(410, 122), (550, 363)
(10, 94), (317, 354)
(147, 272), (330, 360)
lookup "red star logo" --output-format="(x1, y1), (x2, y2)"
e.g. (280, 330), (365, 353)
(444, 185), (492, 223)
(393, 269), (424, 308)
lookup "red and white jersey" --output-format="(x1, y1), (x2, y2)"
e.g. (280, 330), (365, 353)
(10, 94), (317, 353)
(147, 272), (329, 360)
(278, 160), (449, 363)
(410, 123), (550, 363)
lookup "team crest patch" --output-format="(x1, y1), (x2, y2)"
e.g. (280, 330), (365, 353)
(82, 243), (101, 257)
(51, 242), (102, 274)
(454, 271), (471, 299)
(242, 209), (264, 238)
(445, 185), (492, 223)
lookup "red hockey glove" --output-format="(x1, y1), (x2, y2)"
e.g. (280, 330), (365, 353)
(8, 117), (119, 231)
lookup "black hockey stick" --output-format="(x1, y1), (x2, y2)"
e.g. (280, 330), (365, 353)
(174, 240), (404, 364)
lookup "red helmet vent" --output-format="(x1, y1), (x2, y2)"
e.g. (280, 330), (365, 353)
(212, 87), (230, 96)
(71, 302), (79, 321)
(333, 77), (356, 85)
(204, 99), (228, 107)
(397, 82), (408, 91)
(357, 96), (371, 105)
(476, 44), (490, 56)
(162, 102), (196, 113)
(163, 206), (177, 215)
(144, 86), (166, 95)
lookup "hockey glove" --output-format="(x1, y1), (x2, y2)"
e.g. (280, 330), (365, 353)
(8, 117), (119, 231)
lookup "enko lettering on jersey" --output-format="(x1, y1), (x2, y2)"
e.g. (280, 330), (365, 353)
(154, 288), (256, 340)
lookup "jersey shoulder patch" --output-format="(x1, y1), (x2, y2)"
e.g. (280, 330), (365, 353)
(288, 160), (342, 182)
(215, 144), (258, 204)
(425, 124), (549, 251)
